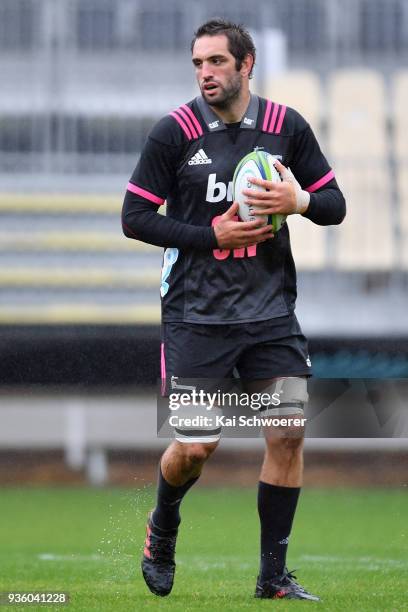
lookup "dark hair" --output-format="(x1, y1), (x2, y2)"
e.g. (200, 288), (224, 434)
(191, 18), (256, 78)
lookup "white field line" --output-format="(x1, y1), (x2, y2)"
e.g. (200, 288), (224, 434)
(38, 553), (107, 562)
(37, 552), (408, 572)
(300, 554), (408, 569)
(178, 554), (408, 571)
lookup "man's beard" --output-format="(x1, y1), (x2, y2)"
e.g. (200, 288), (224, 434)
(202, 73), (242, 109)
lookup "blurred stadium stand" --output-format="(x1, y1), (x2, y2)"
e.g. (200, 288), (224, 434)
(1, 0), (408, 483)
(0, 2), (407, 335)
(0, 0), (407, 329)
(263, 71), (323, 138)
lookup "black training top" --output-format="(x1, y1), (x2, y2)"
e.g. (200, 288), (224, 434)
(122, 94), (345, 324)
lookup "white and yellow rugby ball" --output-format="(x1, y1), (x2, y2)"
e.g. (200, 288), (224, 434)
(233, 150), (287, 232)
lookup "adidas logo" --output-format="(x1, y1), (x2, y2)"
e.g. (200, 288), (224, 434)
(188, 149), (212, 165)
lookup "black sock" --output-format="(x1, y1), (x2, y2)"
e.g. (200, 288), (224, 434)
(151, 467), (199, 532)
(258, 481), (300, 581)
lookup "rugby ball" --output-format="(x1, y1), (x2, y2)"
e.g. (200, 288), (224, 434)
(232, 150), (286, 232)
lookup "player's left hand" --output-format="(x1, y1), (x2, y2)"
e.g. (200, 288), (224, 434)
(242, 159), (310, 215)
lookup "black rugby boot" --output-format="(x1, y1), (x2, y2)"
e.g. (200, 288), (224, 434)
(255, 568), (320, 601)
(141, 512), (178, 596)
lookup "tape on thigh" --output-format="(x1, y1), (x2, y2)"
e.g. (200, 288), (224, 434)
(259, 377), (308, 417)
(171, 403), (223, 444)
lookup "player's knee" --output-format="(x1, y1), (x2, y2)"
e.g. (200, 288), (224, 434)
(266, 435), (304, 456)
(262, 376), (307, 447)
(183, 442), (218, 466)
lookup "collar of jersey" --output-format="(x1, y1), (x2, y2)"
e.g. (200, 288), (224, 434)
(195, 93), (259, 132)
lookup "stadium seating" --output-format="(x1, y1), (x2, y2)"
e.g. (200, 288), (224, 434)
(393, 70), (408, 161)
(263, 70), (323, 136)
(332, 162), (394, 270)
(0, 194), (162, 324)
(287, 214), (327, 269)
(327, 69), (388, 157)
(327, 69), (392, 270)
(2, 67), (408, 325)
(397, 165), (408, 269)
(393, 71), (408, 269)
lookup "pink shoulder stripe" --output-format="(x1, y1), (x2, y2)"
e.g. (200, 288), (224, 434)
(126, 182), (164, 205)
(181, 105), (203, 136)
(170, 111), (192, 140)
(262, 100), (272, 132)
(305, 170), (335, 193)
(174, 107), (198, 139)
(274, 105), (287, 134)
(268, 103), (280, 133)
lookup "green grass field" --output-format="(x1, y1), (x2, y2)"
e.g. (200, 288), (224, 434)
(0, 487), (407, 611)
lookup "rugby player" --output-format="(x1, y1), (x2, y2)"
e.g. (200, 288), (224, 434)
(122, 18), (345, 601)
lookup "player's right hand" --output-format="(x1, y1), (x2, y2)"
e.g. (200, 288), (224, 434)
(213, 202), (274, 249)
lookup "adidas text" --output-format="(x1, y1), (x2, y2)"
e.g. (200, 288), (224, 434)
(188, 149), (212, 165)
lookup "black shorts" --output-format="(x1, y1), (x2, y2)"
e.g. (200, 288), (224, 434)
(161, 314), (312, 393)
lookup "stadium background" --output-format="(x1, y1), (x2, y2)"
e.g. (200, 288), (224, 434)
(0, 1), (407, 610)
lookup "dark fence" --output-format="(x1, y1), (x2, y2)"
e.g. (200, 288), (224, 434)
(1, 325), (407, 386)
